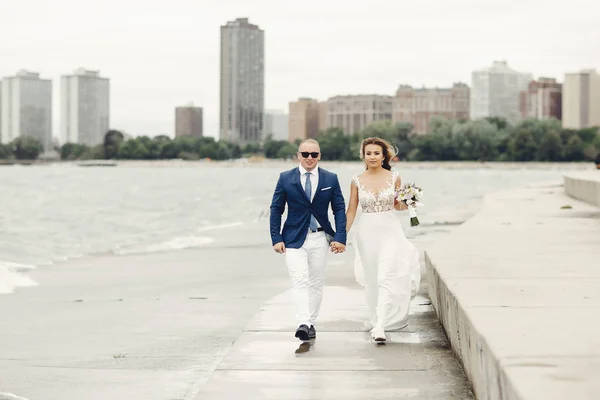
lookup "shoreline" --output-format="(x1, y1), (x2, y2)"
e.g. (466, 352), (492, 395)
(0, 169), (589, 296)
(1, 158), (596, 170)
(0, 219), (268, 296)
(0, 221), (292, 400)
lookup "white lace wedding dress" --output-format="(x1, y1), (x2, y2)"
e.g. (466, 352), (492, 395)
(352, 171), (421, 333)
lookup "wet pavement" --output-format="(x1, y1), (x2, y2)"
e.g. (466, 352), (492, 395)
(195, 265), (475, 399)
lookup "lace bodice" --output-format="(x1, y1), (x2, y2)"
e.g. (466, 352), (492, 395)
(353, 172), (398, 213)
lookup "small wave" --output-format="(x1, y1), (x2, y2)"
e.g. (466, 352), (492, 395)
(115, 236), (215, 255)
(0, 393), (30, 400)
(196, 221), (244, 232)
(0, 260), (36, 271)
(0, 261), (38, 295)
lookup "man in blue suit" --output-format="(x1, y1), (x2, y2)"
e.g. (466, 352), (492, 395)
(270, 139), (347, 341)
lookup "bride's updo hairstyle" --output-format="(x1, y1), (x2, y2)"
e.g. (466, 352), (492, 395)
(359, 137), (397, 171)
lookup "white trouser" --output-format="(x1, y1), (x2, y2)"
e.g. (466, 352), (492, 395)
(285, 231), (329, 328)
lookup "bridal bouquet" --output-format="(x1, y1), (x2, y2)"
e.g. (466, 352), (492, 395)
(395, 183), (424, 226)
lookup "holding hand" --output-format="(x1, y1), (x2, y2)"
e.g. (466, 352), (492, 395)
(330, 241), (346, 254)
(273, 242), (286, 254)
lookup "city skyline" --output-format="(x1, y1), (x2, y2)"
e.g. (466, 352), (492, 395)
(0, 0), (599, 140)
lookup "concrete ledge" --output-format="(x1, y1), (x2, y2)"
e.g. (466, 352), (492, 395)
(425, 183), (600, 400)
(564, 171), (600, 207)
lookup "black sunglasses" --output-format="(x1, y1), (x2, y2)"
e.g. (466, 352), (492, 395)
(300, 152), (320, 158)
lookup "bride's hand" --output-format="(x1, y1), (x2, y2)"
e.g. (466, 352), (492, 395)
(395, 201), (408, 211)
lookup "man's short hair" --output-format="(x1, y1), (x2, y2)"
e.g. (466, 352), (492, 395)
(298, 138), (320, 150)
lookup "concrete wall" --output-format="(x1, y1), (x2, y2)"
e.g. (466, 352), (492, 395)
(564, 172), (600, 207)
(425, 183), (600, 400)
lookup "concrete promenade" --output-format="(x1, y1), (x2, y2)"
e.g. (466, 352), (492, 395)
(0, 220), (473, 399)
(425, 182), (600, 400)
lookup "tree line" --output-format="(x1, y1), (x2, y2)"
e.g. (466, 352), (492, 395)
(0, 137), (45, 160)
(61, 131), (243, 161)
(0, 131), (244, 161)
(266, 117), (600, 162)
(1, 117), (598, 162)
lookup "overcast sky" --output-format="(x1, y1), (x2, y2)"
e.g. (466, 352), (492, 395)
(1, 0), (598, 140)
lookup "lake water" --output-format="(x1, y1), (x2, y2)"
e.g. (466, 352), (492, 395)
(0, 160), (589, 294)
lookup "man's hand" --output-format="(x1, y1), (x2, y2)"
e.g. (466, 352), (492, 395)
(330, 241), (346, 254)
(273, 242), (286, 254)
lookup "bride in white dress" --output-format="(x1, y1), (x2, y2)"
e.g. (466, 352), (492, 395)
(346, 137), (421, 342)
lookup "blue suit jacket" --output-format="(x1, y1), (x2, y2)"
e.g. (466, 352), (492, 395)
(270, 167), (347, 249)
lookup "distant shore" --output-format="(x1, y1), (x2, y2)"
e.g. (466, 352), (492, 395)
(0, 158), (597, 170)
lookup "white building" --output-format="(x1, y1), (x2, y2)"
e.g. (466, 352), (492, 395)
(263, 109), (288, 141)
(562, 69), (600, 129)
(61, 68), (110, 146)
(470, 61), (533, 124)
(219, 18), (265, 144)
(0, 70), (52, 149)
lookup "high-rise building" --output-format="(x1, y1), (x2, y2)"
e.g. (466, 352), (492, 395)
(519, 78), (562, 120)
(562, 69), (600, 129)
(175, 104), (203, 137)
(326, 95), (392, 135)
(60, 68), (110, 146)
(393, 83), (470, 134)
(318, 101), (328, 132)
(264, 109), (288, 141)
(0, 70), (52, 150)
(470, 61), (533, 124)
(288, 98), (321, 142)
(219, 18), (264, 144)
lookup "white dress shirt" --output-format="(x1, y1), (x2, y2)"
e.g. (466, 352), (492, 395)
(298, 165), (319, 201)
(298, 165), (321, 229)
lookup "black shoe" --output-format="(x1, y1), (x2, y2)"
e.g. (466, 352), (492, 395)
(309, 325), (316, 339)
(295, 324), (310, 341)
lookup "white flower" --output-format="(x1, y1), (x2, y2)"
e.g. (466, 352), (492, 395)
(397, 182), (424, 205)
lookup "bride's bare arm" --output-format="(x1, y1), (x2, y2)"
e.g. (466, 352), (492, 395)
(393, 175), (408, 211)
(346, 182), (359, 232)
